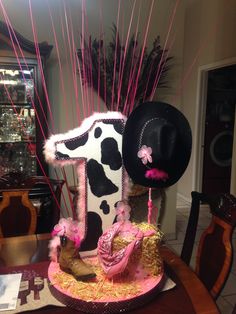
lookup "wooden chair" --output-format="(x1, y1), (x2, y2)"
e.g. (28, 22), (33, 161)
(180, 191), (236, 299)
(27, 176), (65, 232)
(0, 173), (64, 237)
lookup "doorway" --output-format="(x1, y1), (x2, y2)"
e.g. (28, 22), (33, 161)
(202, 65), (236, 194)
(196, 60), (236, 194)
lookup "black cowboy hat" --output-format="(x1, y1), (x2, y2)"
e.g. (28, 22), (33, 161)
(122, 101), (192, 188)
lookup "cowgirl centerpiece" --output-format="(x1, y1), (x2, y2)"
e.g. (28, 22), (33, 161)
(47, 101), (192, 313)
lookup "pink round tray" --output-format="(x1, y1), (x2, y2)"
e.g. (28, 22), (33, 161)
(48, 257), (164, 313)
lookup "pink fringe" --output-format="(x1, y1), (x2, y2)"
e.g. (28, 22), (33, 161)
(147, 199), (152, 224)
(145, 168), (169, 181)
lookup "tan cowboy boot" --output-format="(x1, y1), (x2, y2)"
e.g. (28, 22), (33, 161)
(59, 236), (96, 281)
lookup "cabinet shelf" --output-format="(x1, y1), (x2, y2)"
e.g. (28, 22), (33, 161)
(0, 103), (31, 108)
(0, 20), (52, 179)
(0, 140), (36, 144)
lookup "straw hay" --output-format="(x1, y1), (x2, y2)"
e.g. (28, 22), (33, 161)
(112, 222), (163, 276)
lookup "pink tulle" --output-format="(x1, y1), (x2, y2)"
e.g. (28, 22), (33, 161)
(51, 228), (60, 237)
(145, 168), (169, 181)
(147, 199), (159, 225)
(115, 201), (131, 222)
(51, 217), (82, 249)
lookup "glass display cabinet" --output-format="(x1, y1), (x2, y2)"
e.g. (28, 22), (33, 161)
(0, 21), (53, 178)
(0, 22), (58, 234)
(0, 66), (37, 177)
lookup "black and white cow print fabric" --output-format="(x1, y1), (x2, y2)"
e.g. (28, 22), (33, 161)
(44, 112), (129, 253)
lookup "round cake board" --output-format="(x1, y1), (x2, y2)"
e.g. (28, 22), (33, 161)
(48, 256), (164, 313)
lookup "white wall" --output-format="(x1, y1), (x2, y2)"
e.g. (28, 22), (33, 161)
(179, 0), (236, 201)
(0, 0), (186, 237)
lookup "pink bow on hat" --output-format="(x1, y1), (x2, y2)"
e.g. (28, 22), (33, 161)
(137, 145), (153, 165)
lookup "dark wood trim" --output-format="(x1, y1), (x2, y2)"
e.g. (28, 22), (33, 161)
(161, 245), (220, 314)
(196, 216), (233, 298)
(180, 192), (236, 299)
(0, 20), (53, 58)
(0, 175), (65, 235)
(0, 190), (37, 237)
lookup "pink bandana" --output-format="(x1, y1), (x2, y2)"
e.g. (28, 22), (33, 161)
(97, 221), (155, 278)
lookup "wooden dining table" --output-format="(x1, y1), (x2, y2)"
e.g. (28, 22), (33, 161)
(0, 234), (220, 314)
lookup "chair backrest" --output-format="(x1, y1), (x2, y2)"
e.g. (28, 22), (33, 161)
(0, 190), (37, 237)
(0, 173), (65, 237)
(181, 191), (236, 299)
(26, 176), (65, 231)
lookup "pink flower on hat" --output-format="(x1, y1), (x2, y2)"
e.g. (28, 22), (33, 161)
(137, 145), (153, 165)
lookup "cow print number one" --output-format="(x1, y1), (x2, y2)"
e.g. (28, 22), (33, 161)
(44, 112), (129, 252)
